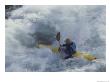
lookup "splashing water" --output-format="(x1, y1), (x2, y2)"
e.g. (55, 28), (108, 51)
(5, 5), (106, 72)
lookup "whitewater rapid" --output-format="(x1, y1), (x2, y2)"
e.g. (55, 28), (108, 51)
(5, 5), (106, 72)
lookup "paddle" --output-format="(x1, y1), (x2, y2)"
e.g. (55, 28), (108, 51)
(56, 32), (62, 52)
(56, 32), (66, 59)
(56, 32), (60, 44)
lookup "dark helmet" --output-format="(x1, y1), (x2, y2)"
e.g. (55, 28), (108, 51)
(65, 38), (72, 44)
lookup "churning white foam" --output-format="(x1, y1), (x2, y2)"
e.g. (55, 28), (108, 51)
(5, 5), (106, 72)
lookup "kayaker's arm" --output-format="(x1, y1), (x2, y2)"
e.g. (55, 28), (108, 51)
(58, 44), (66, 52)
(60, 44), (66, 47)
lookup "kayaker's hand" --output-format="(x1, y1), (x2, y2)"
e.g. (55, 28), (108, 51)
(58, 47), (61, 52)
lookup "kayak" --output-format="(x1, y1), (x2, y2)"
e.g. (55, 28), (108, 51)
(37, 44), (97, 61)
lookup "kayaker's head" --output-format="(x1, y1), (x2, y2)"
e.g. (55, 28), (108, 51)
(65, 38), (72, 44)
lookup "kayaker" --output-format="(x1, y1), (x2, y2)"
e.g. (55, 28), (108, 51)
(60, 38), (76, 59)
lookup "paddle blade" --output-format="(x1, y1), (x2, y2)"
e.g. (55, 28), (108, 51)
(56, 32), (60, 41)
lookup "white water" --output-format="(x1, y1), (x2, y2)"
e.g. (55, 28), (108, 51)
(5, 5), (106, 72)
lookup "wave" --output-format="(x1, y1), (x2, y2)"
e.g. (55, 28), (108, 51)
(5, 5), (106, 72)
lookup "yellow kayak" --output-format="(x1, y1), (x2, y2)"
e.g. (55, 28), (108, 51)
(37, 44), (97, 61)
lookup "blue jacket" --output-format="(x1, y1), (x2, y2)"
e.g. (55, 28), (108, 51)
(62, 42), (76, 53)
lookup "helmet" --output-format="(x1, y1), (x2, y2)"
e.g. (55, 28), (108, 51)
(65, 38), (71, 44)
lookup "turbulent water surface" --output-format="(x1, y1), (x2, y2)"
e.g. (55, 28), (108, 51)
(5, 5), (106, 72)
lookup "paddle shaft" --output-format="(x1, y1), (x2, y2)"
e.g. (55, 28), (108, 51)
(58, 40), (61, 47)
(56, 32), (61, 46)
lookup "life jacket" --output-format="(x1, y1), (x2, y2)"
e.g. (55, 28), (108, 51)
(69, 42), (76, 53)
(62, 42), (76, 53)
